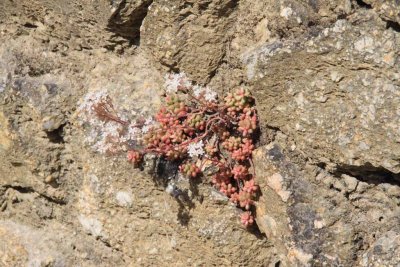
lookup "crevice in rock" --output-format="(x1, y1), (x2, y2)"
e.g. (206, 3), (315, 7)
(45, 123), (66, 144)
(355, 0), (372, 9)
(217, 0), (239, 17)
(23, 22), (38, 29)
(3, 185), (67, 205)
(262, 125), (282, 141)
(4, 185), (35, 194)
(107, 0), (153, 45)
(332, 163), (400, 186)
(317, 162), (327, 169)
(37, 191), (67, 205)
(385, 20), (400, 33)
(151, 157), (196, 226)
(247, 220), (266, 239)
(98, 237), (112, 248)
(336, 13), (348, 20)
(154, 157), (180, 183)
(329, 184), (342, 193)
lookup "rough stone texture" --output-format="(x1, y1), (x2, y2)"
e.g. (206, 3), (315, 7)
(141, 0), (238, 83)
(364, 0), (400, 25)
(231, 0), (353, 57)
(359, 230), (400, 266)
(248, 11), (400, 175)
(1, 0), (400, 266)
(108, 0), (153, 41)
(0, 1), (270, 266)
(253, 144), (400, 266)
(0, 220), (124, 266)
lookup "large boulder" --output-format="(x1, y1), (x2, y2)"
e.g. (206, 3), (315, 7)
(253, 144), (400, 266)
(245, 10), (400, 176)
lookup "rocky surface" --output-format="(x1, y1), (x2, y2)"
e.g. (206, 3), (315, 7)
(1, 0), (399, 266)
(248, 11), (400, 175)
(254, 144), (400, 266)
(363, 0), (400, 25)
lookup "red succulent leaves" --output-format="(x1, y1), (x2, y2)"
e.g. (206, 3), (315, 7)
(179, 162), (201, 178)
(125, 83), (259, 227)
(127, 150), (142, 166)
(241, 211), (254, 227)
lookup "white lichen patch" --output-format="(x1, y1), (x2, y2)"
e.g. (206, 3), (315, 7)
(354, 36), (374, 52)
(314, 219), (326, 229)
(280, 7), (293, 19)
(78, 215), (103, 237)
(115, 191), (133, 207)
(288, 248), (313, 265)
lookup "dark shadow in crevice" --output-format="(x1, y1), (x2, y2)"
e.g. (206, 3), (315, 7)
(3, 185), (67, 205)
(246, 220), (266, 238)
(385, 19), (400, 33)
(217, 0), (239, 17)
(332, 162), (400, 186)
(355, 0), (372, 9)
(23, 22), (38, 29)
(248, 190), (267, 239)
(3, 185), (35, 194)
(45, 123), (65, 144)
(337, 13), (348, 20)
(150, 156), (196, 226)
(107, 0), (153, 45)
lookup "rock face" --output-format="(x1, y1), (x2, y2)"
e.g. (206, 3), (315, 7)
(1, 0), (399, 266)
(141, 0), (238, 83)
(363, 0), (400, 24)
(108, 0), (153, 41)
(248, 12), (400, 175)
(253, 144), (400, 266)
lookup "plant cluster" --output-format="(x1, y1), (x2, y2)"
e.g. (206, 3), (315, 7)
(83, 73), (260, 227)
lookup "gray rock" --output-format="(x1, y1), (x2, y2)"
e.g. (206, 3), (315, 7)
(1, 0), (400, 266)
(363, 0), (400, 25)
(248, 12), (400, 175)
(254, 144), (400, 266)
(360, 230), (400, 266)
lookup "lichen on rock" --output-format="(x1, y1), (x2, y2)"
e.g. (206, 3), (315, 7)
(0, 0), (399, 266)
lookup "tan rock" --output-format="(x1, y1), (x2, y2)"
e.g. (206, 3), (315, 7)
(0, 225), (29, 267)
(267, 173), (291, 202)
(0, 111), (12, 151)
